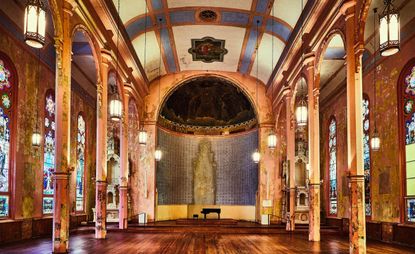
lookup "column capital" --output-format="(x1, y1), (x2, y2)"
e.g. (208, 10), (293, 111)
(63, 0), (77, 16)
(303, 52), (316, 68)
(101, 48), (113, 66)
(282, 83), (292, 98)
(340, 0), (356, 18)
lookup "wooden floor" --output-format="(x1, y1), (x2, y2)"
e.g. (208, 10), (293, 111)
(1, 231), (414, 254)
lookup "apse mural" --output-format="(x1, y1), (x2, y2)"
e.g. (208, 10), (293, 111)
(188, 37), (228, 63)
(328, 117), (337, 215)
(362, 96), (371, 216)
(403, 65), (415, 222)
(0, 59), (12, 218)
(76, 114), (86, 211)
(159, 76), (256, 134)
(43, 90), (55, 214)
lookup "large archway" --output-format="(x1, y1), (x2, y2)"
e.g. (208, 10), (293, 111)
(155, 76), (259, 221)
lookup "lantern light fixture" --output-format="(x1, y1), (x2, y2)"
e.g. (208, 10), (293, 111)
(32, 126), (42, 147)
(252, 149), (261, 164)
(138, 128), (148, 146)
(24, 0), (47, 48)
(379, 0), (400, 57)
(371, 129), (381, 151)
(109, 93), (122, 121)
(295, 98), (308, 127)
(155, 147), (162, 161)
(267, 131), (277, 149)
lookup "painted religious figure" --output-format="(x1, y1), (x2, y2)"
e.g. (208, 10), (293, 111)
(188, 37), (228, 63)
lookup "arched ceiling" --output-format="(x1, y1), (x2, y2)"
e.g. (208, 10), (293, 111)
(113, 0), (307, 84)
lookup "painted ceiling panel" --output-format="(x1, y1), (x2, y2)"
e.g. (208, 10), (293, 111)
(131, 31), (167, 82)
(113, 0), (148, 23)
(272, 0), (304, 27)
(167, 0), (253, 10)
(173, 25), (245, 72)
(250, 33), (285, 84)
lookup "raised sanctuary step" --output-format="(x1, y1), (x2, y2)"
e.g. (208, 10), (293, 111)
(176, 219), (238, 225)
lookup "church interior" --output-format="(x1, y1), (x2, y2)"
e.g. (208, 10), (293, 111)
(0, 0), (415, 253)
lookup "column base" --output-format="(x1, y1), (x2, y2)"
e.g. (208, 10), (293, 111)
(349, 174), (366, 254)
(95, 180), (107, 239)
(308, 183), (321, 242)
(53, 172), (70, 253)
(119, 186), (128, 229)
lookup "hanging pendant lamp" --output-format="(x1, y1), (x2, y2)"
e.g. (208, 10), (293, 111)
(268, 131), (277, 150)
(109, 0), (123, 122)
(109, 92), (122, 121)
(379, 0), (400, 56)
(252, 19), (261, 163)
(371, 8), (381, 151)
(24, 0), (46, 48)
(32, 49), (42, 147)
(154, 18), (163, 162)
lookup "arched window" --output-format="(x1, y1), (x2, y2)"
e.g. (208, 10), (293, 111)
(0, 56), (16, 218)
(362, 95), (371, 216)
(328, 117), (337, 216)
(399, 61), (415, 222)
(42, 89), (55, 214)
(76, 113), (86, 212)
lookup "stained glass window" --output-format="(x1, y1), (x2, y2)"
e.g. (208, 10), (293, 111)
(328, 117), (337, 215)
(402, 65), (415, 222)
(0, 59), (13, 218)
(362, 96), (371, 216)
(76, 114), (86, 212)
(43, 90), (55, 214)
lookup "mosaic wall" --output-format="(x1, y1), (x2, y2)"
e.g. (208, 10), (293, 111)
(156, 128), (258, 205)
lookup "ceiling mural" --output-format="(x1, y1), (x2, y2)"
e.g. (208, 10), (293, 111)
(188, 37), (228, 63)
(113, 0), (304, 84)
(159, 76), (257, 134)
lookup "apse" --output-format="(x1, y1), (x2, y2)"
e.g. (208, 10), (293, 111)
(155, 76), (259, 220)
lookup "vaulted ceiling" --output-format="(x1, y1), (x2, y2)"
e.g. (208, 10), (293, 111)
(113, 0), (307, 84)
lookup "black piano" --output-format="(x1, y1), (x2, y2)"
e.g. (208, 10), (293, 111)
(201, 208), (221, 220)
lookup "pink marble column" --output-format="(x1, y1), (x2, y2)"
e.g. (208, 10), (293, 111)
(95, 50), (111, 239)
(52, 2), (73, 252)
(343, 2), (366, 253)
(305, 54), (321, 242)
(119, 92), (130, 229)
(284, 89), (296, 231)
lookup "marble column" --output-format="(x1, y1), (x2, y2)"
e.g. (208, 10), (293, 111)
(52, 2), (73, 253)
(343, 2), (366, 253)
(119, 92), (130, 229)
(284, 89), (296, 231)
(305, 54), (321, 242)
(95, 50), (111, 239)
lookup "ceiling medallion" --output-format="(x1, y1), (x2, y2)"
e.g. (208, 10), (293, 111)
(188, 37), (228, 63)
(199, 10), (217, 22)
